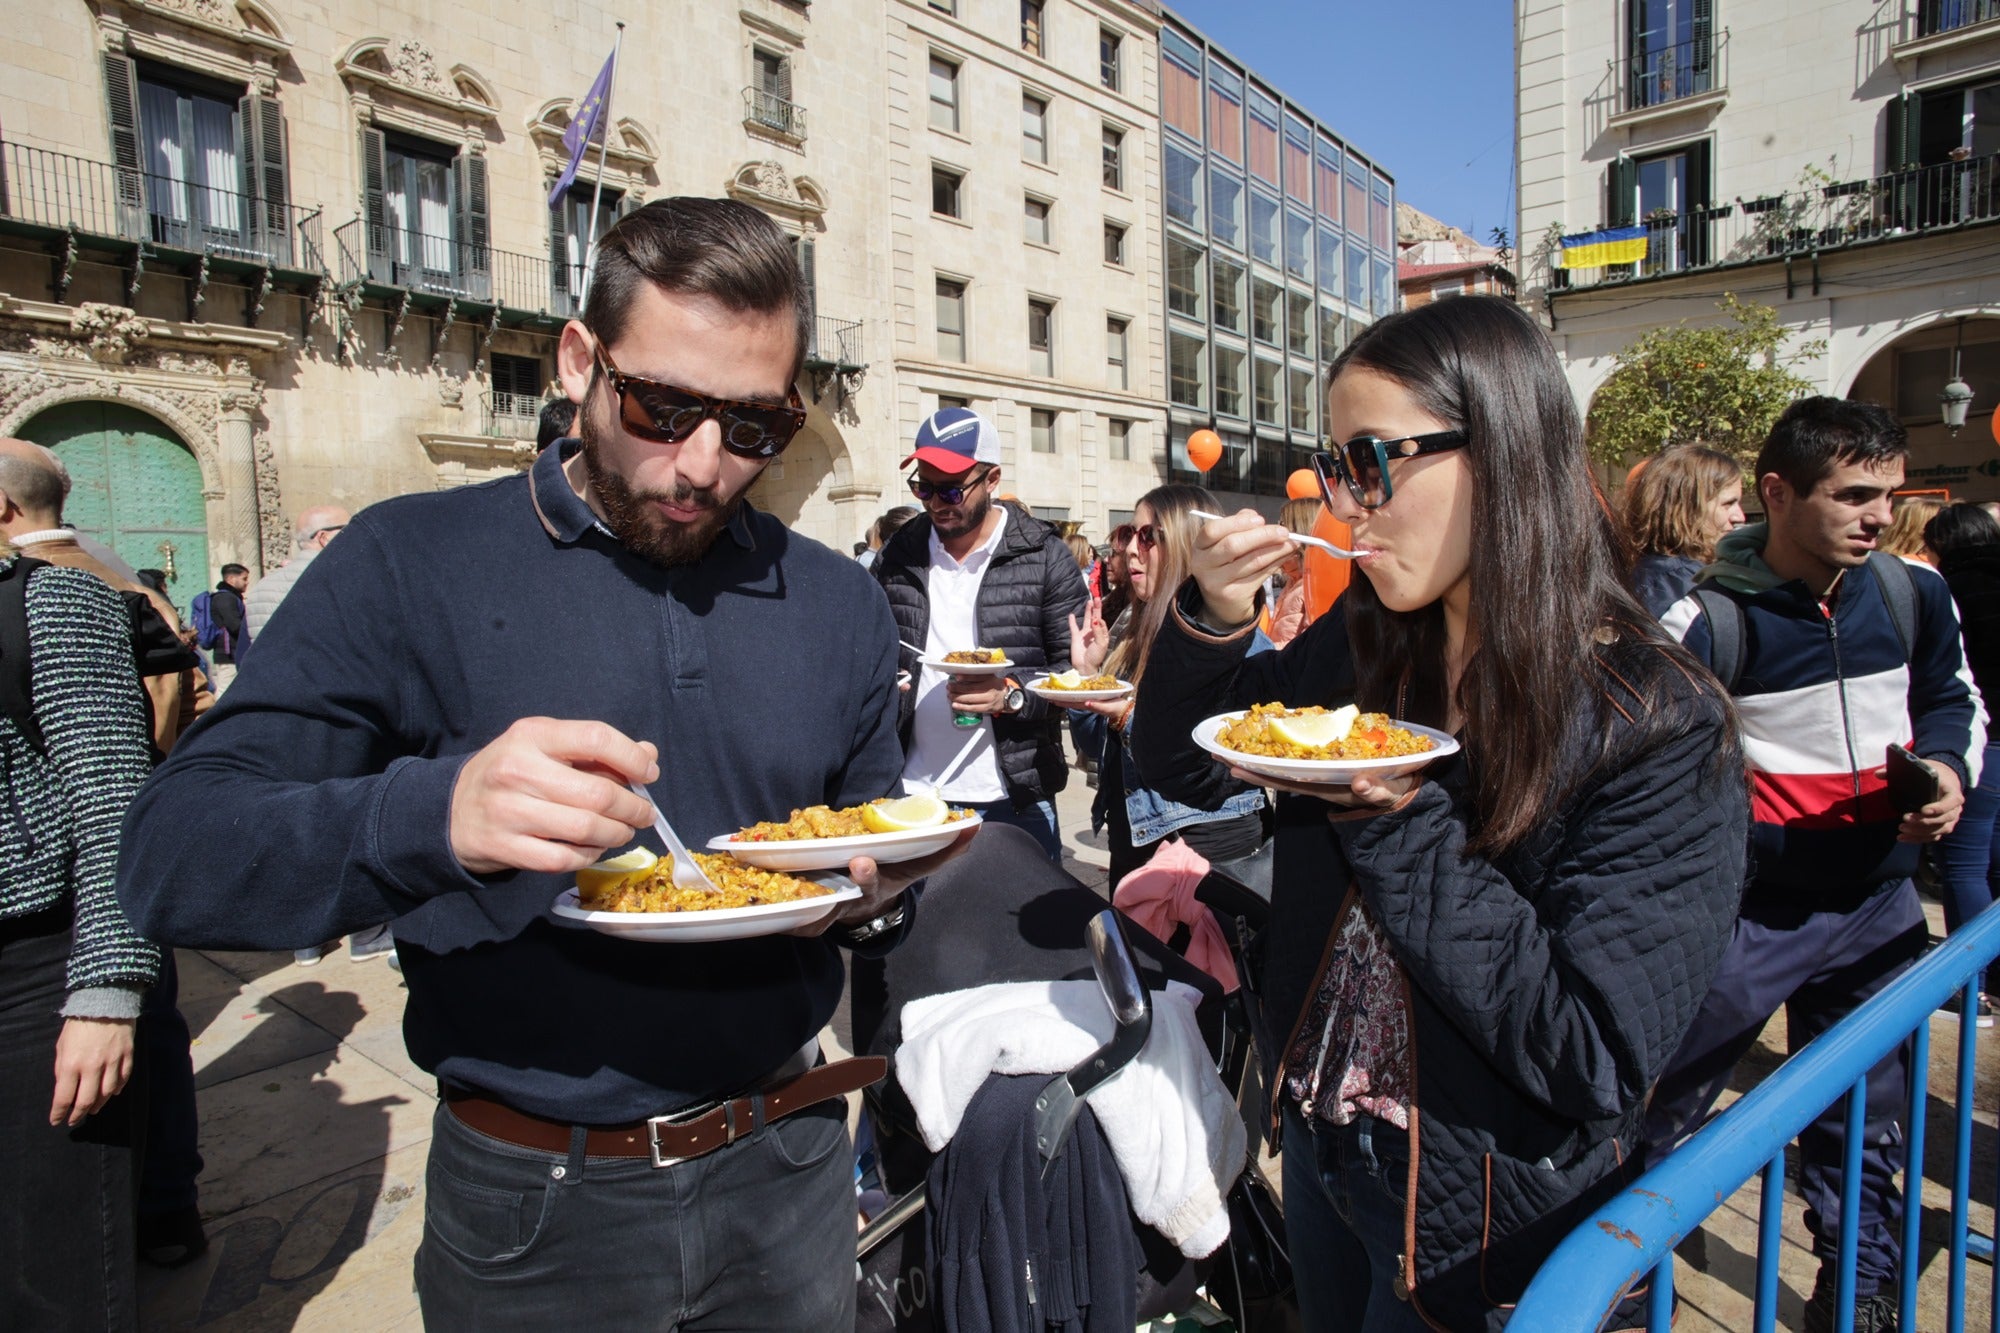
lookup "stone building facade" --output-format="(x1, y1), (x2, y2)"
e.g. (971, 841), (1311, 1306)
(1517, 0), (2000, 499)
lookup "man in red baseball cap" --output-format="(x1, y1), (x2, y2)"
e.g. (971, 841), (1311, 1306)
(874, 408), (1087, 859)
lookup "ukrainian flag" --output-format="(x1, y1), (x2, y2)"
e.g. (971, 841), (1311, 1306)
(1556, 226), (1649, 270)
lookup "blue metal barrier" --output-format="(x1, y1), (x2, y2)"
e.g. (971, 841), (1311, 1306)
(1514, 899), (2000, 1332)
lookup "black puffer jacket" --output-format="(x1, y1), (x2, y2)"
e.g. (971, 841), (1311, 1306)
(876, 510), (1089, 808)
(1134, 594), (1747, 1329)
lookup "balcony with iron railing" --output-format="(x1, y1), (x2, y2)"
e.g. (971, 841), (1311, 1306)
(1612, 31), (1728, 121)
(743, 87), (807, 140)
(0, 137), (324, 287)
(1546, 153), (2000, 293)
(480, 390), (544, 440)
(332, 215), (564, 318)
(1898, 0), (2000, 44)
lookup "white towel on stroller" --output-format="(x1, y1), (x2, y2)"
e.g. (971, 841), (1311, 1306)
(896, 979), (1248, 1258)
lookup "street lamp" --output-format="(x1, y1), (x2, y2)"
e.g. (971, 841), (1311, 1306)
(1942, 317), (1974, 435)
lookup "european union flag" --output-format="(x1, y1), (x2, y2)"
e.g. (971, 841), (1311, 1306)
(548, 49), (617, 209)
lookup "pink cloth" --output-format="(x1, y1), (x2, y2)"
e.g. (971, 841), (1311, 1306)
(1112, 838), (1241, 993)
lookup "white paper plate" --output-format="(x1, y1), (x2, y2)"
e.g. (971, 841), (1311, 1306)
(1192, 713), (1459, 785)
(705, 813), (982, 872)
(1028, 676), (1134, 703)
(552, 882), (862, 943)
(916, 653), (1014, 675)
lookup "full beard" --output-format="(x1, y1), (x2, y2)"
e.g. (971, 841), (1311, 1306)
(579, 405), (746, 567)
(929, 488), (991, 541)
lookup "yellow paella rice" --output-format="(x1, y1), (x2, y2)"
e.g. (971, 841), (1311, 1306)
(734, 802), (976, 842)
(1216, 703), (1435, 761)
(943, 648), (1006, 664)
(1042, 674), (1121, 691)
(579, 852), (831, 913)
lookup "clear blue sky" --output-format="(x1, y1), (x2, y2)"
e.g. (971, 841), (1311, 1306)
(1163, 0), (1516, 245)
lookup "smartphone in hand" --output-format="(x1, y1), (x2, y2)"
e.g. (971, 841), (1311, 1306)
(1885, 743), (1942, 814)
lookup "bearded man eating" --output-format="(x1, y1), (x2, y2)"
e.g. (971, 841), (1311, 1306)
(116, 198), (964, 1329)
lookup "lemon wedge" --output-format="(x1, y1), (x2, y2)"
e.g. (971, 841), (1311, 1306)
(863, 793), (950, 833)
(1267, 705), (1360, 751)
(1049, 670), (1084, 688)
(577, 847), (658, 896)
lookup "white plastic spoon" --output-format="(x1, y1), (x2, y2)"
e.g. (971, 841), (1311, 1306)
(627, 781), (722, 894)
(1190, 508), (1361, 559)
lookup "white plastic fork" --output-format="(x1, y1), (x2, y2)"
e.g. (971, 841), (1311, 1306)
(1190, 508), (1361, 559)
(626, 781), (722, 894)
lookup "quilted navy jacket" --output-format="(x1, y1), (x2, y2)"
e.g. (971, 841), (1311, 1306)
(875, 509), (1089, 808)
(1135, 596), (1747, 1328)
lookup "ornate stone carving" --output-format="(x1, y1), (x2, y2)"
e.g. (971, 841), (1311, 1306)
(438, 375), (465, 408)
(389, 40), (452, 97)
(153, 0), (233, 23)
(218, 384), (265, 415)
(70, 303), (154, 363)
(144, 350), (225, 376)
(725, 162), (827, 223)
(254, 425), (285, 568)
(0, 369), (61, 425)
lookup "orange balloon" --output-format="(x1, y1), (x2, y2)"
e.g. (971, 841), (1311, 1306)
(1285, 468), (1319, 500)
(1303, 507), (1353, 621)
(1626, 457), (1650, 484)
(1991, 407), (2000, 449)
(1187, 428), (1223, 472)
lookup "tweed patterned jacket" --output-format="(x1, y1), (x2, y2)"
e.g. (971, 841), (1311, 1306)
(0, 557), (160, 1012)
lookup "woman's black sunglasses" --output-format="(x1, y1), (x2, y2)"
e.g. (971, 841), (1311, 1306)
(907, 471), (991, 506)
(594, 346), (807, 459)
(1312, 430), (1469, 510)
(1132, 524), (1166, 550)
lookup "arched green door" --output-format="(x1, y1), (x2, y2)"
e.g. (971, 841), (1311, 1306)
(22, 402), (209, 612)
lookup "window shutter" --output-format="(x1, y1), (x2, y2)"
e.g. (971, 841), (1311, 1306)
(777, 55), (794, 105)
(1608, 156), (1637, 228)
(238, 94), (292, 265)
(360, 126), (390, 281)
(103, 51), (145, 239)
(795, 234), (818, 357)
(1685, 140), (1713, 265)
(1690, 0), (1714, 87)
(549, 195), (572, 310)
(453, 150), (491, 298)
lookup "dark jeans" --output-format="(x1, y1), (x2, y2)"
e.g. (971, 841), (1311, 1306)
(415, 1095), (856, 1329)
(1936, 741), (2000, 993)
(0, 905), (140, 1332)
(137, 950), (203, 1219)
(1282, 1108), (1441, 1333)
(1643, 881), (1928, 1294)
(966, 797), (1061, 861)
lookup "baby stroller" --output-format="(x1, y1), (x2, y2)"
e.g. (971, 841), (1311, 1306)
(851, 824), (1299, 1332)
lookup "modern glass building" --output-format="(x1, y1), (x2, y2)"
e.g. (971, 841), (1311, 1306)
(1158, 12), (1397, 504)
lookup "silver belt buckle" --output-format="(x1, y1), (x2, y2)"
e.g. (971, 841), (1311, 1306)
(644, 1098), (719, 1169)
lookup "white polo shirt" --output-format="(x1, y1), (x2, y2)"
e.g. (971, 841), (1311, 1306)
(901, 507), (1010, 802)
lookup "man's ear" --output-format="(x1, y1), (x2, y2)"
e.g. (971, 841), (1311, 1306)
(556, 320), (596, 407)
(1758, 471), (1790, 517)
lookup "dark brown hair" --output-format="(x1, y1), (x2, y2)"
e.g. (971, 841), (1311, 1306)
(1106, 484), (1217, 685)
(1331, 296), (1730, 856)
(582, 197), (812, 383)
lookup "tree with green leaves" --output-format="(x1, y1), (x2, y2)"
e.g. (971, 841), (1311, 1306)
(1585, 295), (1824, 469)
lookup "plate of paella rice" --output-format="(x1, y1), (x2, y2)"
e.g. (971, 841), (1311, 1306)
(704, 794), (981, 872)
(553, 848), (863, 942)
(1193, 702), (1458, 785)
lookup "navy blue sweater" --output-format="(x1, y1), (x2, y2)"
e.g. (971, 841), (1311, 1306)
(117, 443), (905, 1121)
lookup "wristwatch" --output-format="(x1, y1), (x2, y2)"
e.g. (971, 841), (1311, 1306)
(1002, 678), (1027, 714)
(837, 893), (910, 945)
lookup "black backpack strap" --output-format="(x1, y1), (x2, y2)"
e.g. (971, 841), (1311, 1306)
(1692, 586), (1745, 693)
(1865, 551), (1919, 665)
(0, 558), (48, 753)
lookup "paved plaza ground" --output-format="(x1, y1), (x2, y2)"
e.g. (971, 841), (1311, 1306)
(135, 764), (1999, 1330)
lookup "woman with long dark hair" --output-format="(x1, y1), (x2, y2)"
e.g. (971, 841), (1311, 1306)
(1622, 443), (1744, 615)
(1054, 485), (1266, 885)
(1927, 500), (2000, 1022)
(1132, 296), (1748, 1330)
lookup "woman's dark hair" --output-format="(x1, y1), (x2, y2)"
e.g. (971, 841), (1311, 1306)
(876, 505), (920, 544)
(1926, 501), (2000, 562)
(583, 197), (813, 384)
(1331, 295), (1732, 856)
(135, 569), (169, 596)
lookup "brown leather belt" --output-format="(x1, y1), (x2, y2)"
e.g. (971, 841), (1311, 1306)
(443, 1056), (887, 1168)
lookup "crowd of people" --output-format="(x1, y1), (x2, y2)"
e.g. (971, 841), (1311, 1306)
(1, 195), (1987, 1333)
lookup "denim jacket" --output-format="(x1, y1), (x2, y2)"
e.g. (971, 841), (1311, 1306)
(1077, 632), (1272, 847)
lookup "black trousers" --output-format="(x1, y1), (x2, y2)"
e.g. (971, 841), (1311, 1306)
(0, 904), (140, 1332)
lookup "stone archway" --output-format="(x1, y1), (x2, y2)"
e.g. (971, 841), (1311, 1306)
(747, 402), (880, 549)
(1846, 316), (2000, 502)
